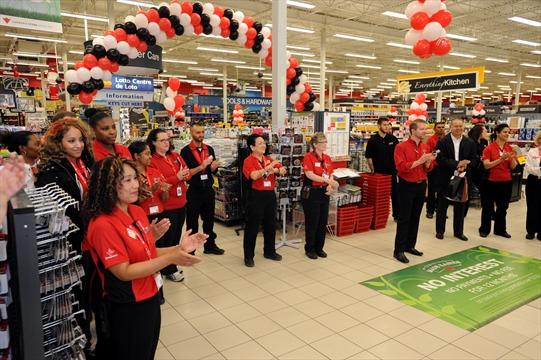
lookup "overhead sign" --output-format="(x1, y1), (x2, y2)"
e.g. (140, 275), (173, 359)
(517, 104), (541, 113)
(0, 0), (62, 33)
(106, 101), (144, 107)
(333, 99), (408, 105)
(449, 107), (467, 115)
(103, 76), (154, 92)
(198, 95), (276, 107)
(95, 91), (154, 102)
(397, 67), (485, 94)
(484, 106), (502, 114)
(361, 246), (541, 331)
(1, 76), (29, 91)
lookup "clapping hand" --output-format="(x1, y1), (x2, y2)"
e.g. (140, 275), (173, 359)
(150, 181), (161, 194)
(177, 168), (190, 180)
(161, 182), (172, 192)
(180, 229), (208, 253)
(210, 158), (220, 171)
(0, 154), (26, 200)
(150, 218), (171, 241)
(169, 247), (203, 267)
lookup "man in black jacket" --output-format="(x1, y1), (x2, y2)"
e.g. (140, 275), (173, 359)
(434, 119), (478, 241)
(180, 123), (224, 255)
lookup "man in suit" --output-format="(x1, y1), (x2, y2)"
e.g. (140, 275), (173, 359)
(434, 118), (478, 241)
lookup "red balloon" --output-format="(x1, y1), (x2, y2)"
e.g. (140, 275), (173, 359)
(422, 110), (428, 116)
(432, 37), (451, 56)
(167, 109), (175, 116)
(221, 28), (230, 38)
(406, 119), (413, 127)
(268, 34), (272, 41)
(413, 39), (432, 57)
(246, 28), (257, 39)
(288, 57), (299, 69)
(416, 94), (426, 103)
(219, 17), (230, 29)
(92, 89), (98, 96)
(191, 13), (201, 25)
(126, 34), (139, 47)
(410, 12), (430, 30)
(136, 41), (148, 52)
(408, 109), (415, 115)
(169, 77), (180, 92)
(113, 28), (127, 42)
(165, 28), (176, 38)
(214, 6), (224, 17)
(137, 10), (146, 15)
(109, 62), (119, 73)
(104, 30), (115, 37)
(244, 39), (255, 48)
(431, 9), (453, 28)
(286, 78), (291, 86)
(159, 18), (172, 31)
(265, 55), (272, 67)
(83, 54), (98, 69)
(78, 92), (93, 104)
(181, 2), (193, 15)
(243, 16), (254, 28)
(418, 52), (433, 59)
(286, 68), (296, 79)
(390, 106), (397, 112)
(146, 9), (159, 23)
(300, 92), (310, 102)
(75, 61), (85, 70)
(268, 46), (272, 55)
(295, 100), (305, 111)
(174, 95), (185, 109)
(474, 103), (483, 111)
(98, 57), (112, 70)
(415, 108), (423, 116)
(304, 84), (312, 93)
(194, 24), (203, 34)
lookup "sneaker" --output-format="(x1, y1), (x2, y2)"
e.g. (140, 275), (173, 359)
(84, 343), (96, 359)
(166, 271), (185, 282)
(175, 266), (184, 274)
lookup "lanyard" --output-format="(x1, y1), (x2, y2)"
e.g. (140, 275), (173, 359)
(130, 220), (154, 261)
(67, 158), (89, 193)
(155, 153), (180, 175)
(191, 143), (208, 174)
(252, 153), (266, 170)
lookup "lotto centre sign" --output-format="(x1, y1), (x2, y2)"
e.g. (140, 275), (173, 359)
(361, 246), (541, 331)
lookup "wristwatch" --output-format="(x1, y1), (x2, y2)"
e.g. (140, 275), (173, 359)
(262, 171), (269, 178)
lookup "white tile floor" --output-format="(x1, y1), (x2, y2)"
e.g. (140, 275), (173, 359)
(155, 197), (541, 360)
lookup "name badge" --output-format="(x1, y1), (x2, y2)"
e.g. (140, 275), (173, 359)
(264, 181), (272, 187)
(322, 173), (329, 179)
(177, 186), (182, 196)
(315, 162), (321, 167)
(154, 272), (163, 289)
(149, 206), (159, 214)
(127, 228), (137, 239)
(201, 174), (208, 180)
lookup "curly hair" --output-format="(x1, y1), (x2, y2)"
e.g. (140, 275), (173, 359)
(36, 119), (95, 174)
(82, 157), (139, 227)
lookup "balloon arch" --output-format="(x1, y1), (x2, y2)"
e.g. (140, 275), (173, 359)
(64, 1), (320, 115)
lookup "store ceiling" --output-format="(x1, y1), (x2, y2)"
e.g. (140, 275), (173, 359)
(1, 0), (540, 101)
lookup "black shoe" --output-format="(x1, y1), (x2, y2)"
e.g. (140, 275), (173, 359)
(436, 233), (444, 240)
(405, 248), (423, 256)
(393, 218), (398, 223)
(454, 234), (468, 241)
(315, 250), (327, 258)
(245, 259), (254, 267)
(526, 233), (534, 240)
(426, 213), (434, 219)
(306, 252), (318, 259)
(394, 252), (409, 263)
(479, 232), (488, 238)
(264, 253), (282, 261)
(204, 246), (225, 255)
(494, 232), (512, 238)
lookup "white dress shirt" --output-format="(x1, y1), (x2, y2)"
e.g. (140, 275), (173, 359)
(451, 135), (462, 162)
(525, 147), (541, 177)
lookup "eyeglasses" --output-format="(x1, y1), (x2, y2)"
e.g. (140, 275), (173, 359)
(316, 141), (327, 144)
(156, 139), (169, 143)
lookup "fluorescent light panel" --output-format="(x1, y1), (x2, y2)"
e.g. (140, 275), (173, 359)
(387, 42), (413, 49)
(449, 52), (476, 58)
(349, 75), (370, 79)
(498, 72), (516, 76)
(356, 64), (381, 69)
(12, 52), (61, 59)
(68, 50), (84, 54)
(513, 39), (541, 46)
(486, 57), (508, 63)
(196, 47), (238, 54)
(394, 59), (420, 65)
(381, 11), (408, 19)
(333, 33), (374, 42)
(211, 59), (246, 64)
(446, 33), (477, 41)
(398, 69), (420, 73)
(236, 65), (264, 70)
(287, 45), (310, 50)
(345, 53), (377, 59)
(288, 51), (315, 57)
(532, 50), (541, 54)
(302, 59), (333, 64)
(60, 11), (108, 22)
(188, 67), (219, 72)
(526, 75), (541, 79)
(286, 0), (315, 9)
(520, 63), (541, 67)
(508, 16), (541, 27)
(326, 69), (348, 73)
(7, 61), (48, 67)
(5, 33), (66, 43)
(265, 24), (314, 33)
(116, 0), (155, 7)
(163, 59), (197, 64)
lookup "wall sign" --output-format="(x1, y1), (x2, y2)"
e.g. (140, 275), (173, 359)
(449, 107), (467, 115)
(95, 91), (154, 102)
(103, 76), (154, 92)
(517, 104), (541, 113)
(483, 106), (502, 114)
(333, 99), (408, 105)
(397, 67), (485, 94)
(0, 0), (62, 33)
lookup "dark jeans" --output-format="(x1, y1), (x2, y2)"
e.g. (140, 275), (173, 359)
(390, 173), (400, 219)
(479, 180), (512, 235)
(426, 167), (438, 214)
(301, 187), (330, 253)
(394, 179), (426, 253)
(186, 187), (217, 250)
(243, 189), (277, 260)
(526, 175), (541, 236)
(153, 207), (186, 275)
(436, 195), (465, 236)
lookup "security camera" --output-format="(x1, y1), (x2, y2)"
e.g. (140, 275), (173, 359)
(257, 72), (263, 78)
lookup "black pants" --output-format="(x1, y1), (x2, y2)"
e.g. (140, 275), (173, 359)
(479, 180), (512, 235)
(301, 187), (330, 253)
(390, 173), (400, 219)
(186, 186), (217, 250)
(426, 167), (438, 214)
(463, 167), (484, 218)
(152, 207), (186, 276)
(526, 175), (541, 237)
(436, 195), (465, 236)
(243, 189), (277, 260)
(96, 295), (161, 360)
(394, 179), (426, 253)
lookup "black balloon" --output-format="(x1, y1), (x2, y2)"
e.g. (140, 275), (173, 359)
(158, 6), (170, 18)
(174, 25), (184, 36)
(253, 21), (263, 33)
(309, 92), (317, 102)
(229, 31), (239, 41)
(114, 23), (124, 30)
(118, 55), (130, 66)
(254, 34), (264, 44)
(124, 21), (136, 34)
(136, 28), (150, 41)
(286, 84), (296, 95)
(55, 77), (62, 85)
(91, 44), (106, 59)
(106, 48), (121, 62)
(295, 67), (303, 77)
(290, 77), (300, 86)
(67, 82), (82, 95)
(223, 8), (233, 20)
(203, 24), (213, 35)
(201, 13), (210, 26)
(229, 19), (239, 31)
(146, 35), (157, 46)
(192, 2), (203, 14)
(81, 81), (95, 94)
(304, 102), (314, 111)
(91, 78), (105, 90)
(169, 15), (180, 27)
(252, 43), (262, 54)
(84, 46), (93, 56)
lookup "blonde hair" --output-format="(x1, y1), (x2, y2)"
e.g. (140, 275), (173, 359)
(310, 132), (326, 148)
(535, 130), (541, 147)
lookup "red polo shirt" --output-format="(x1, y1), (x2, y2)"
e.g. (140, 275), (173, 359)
(243, 154), (282, 190)
(87, 204), (158, 304)
(302, 151), (334, 187)
(149, 152), (190, 210)
(93, 139), (132, 161)
(426, 133), (443, 167)
(394, 138), (434, 182)
(139, 166), (165, 216)
(482, 142), (515, 182)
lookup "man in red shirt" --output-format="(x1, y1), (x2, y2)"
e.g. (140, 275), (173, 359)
(425, 121), (446, 218)
(393, 120), (437, 263)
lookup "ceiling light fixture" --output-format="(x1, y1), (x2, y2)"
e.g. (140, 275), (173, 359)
(381, 11), (408, 19)
(508, 16), (541, 27)
(7, 61), (48, 67)
(449, 52), (477, 58)
(486, 57), (509, 63)
(333, 33), (374, 42)
(196, 46), (238, 54)
(345, 53), (377, 60)
(199, 72), (222, 76)
(302, 59), (333, 64)
(446, 33), (477, 41)
(68, 50), (84, 55)
(12, 52), (61, 59)
(349, 75), (370, 79)
(288, 51), (315, 57)
(162, 59), (197, 64)
(235, 65), (265, 70)
(441, 65), (460, 70)
(526, 75), (541, 79)
(484, 70), (492, 73)
(326, 69), (348, 73)
(116, 0), (155, 7)
(261, 76), (272, 80)
(265, 24), (314, 33)
(387, 42), (413, 49)
(398, 69), (420, 73)
(498, 72), (516, 76)
(300, 64), (322, 69)
(158, 74), (187, 78)
(286, 0), (315, 9)
(394, 59), (420, 65)
(211, 59), (246, 64)
(356, 64), (382, 69)
(520, 63), (541, 67)
(188, 67), (219, 72)
(60, 11), (108, 22)
(5, 33), (66, 43)
(513, 39), (541, 46)
(286, 45), (311, 50)
(532, 50), (541, 55)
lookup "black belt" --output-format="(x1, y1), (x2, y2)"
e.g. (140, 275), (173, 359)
(527, 174), (541, 180)
(401, 179), (425, 184)
(305, 185), (327, 189)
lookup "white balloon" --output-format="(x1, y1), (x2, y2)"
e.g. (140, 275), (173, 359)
(76, 67), (91, 82)
(128, 47), (140, 59)
(260, 27), (271, 39)
(65, 70), (79, 83)
(102, 70), (112, 81)
(440, 2), (447, 10)
(290, 92), (300, 103)
(237, 33), (247, 45)
(441, 28), (447, 37)
(92, 37), (105, 46)
(203, 3), (215, 15)
(232, 11), (244, 23)
(480, 109), (486, 116)
(184, 24), (194, 36)
(179, 13), (191, 26)
(210, 14), (220, 27)
(286, 51), (291, 59)
(286, 59), (291, 69)
(423, 0), (442, 16)
(418, 115), (427, 121)
(408, 114), (418, 121)
(313, 102), (321, 111)
(405, 1), (424, 19)
(410, 102), (420, 110)
(159, 2), (169, 8)
(423, 21), (444, 41)
(295, 84), (305, 93)
(238, 23), (248, 34)
(258, 48), (269, 59)
(134, 13), (148, 29)
(166, 87), (177, 98)
(125, 15), (136, 24)
(103, 35), (117, 50)
(148, 22), (161, 36)
(164, 98), (175, 111)
(299, 75), (307, 84)
(156, 31), (167, 43)
(420, 103), (428, 110)
(212, 26), (221, 36)
(90, 66), (104, 79)
(170, 2), (182, 17)
(472, 110), (480, 116)
(117, 41), (130, 55)
(261, 39), (271, 49)
(405, 29), (424, 46)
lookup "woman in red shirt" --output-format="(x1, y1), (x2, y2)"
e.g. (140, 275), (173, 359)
(242, 134), (286, 267)
(301, 132), (339, 259)
(85, 108), (132, 161)
(479, 124), (518, 238)
(147, 129), (190, 282)
(83, 157), (206, 360)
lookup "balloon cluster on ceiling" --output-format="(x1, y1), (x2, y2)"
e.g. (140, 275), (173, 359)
(404, 0), (453, 59)
(472, 103), (486, 124)
(406, 93), (428, 126)
(64, 1), (318, 112)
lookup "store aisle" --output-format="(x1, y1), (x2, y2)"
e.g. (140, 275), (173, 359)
(155, 198), (541, 360)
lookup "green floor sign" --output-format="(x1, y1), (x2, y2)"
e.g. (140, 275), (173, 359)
(361, 246), (541, 331)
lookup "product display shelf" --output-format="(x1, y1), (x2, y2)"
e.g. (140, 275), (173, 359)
(214, 168), (242, 225)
